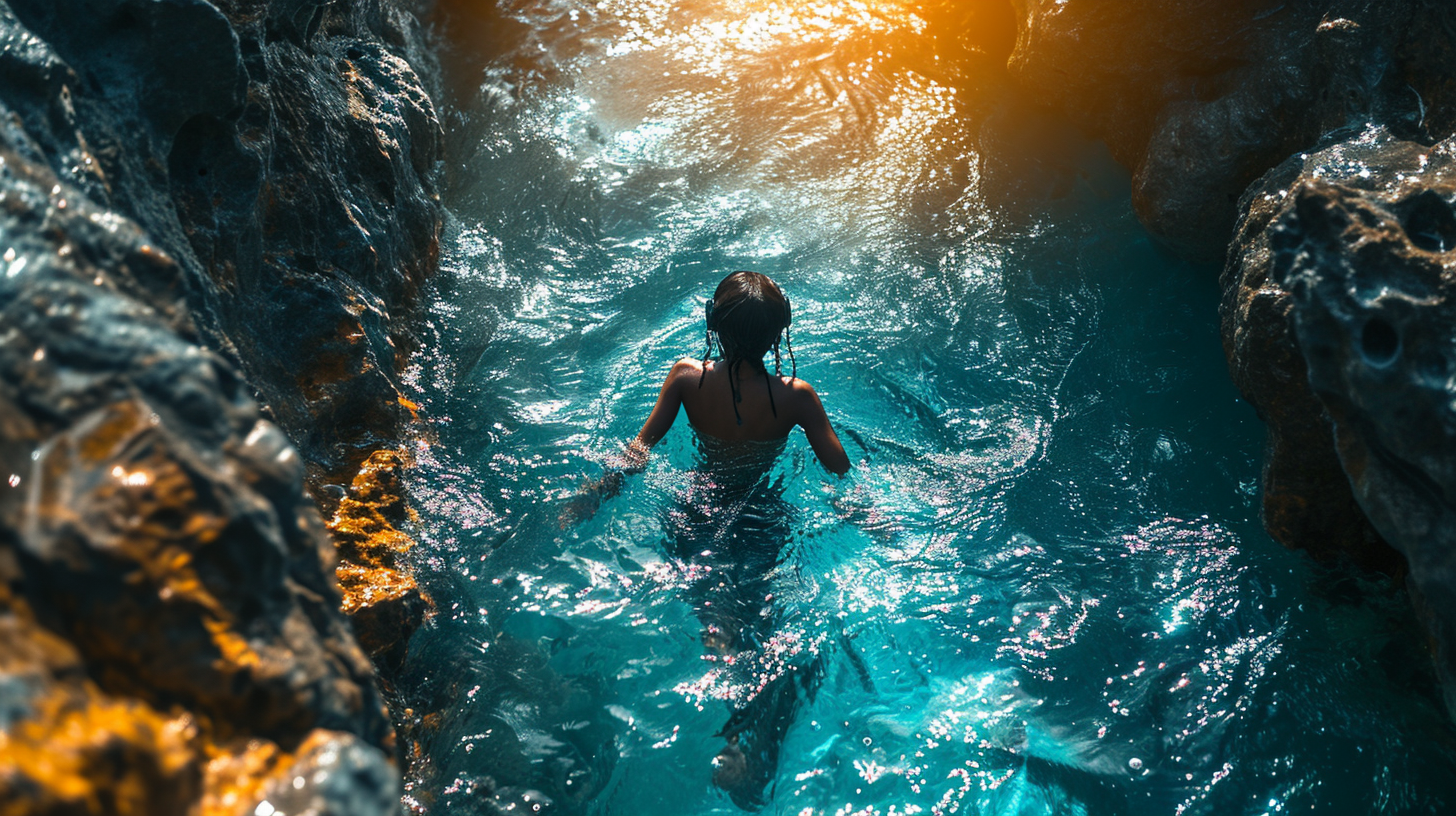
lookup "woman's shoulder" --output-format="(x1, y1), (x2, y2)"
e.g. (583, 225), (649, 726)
(669, 357), (706, 376)
(662, 357), (705, 388)
(778, 374), (826, 411)
(779, 374), (819, 394)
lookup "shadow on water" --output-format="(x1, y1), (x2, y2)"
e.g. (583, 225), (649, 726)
(396, 0), (1456, 814)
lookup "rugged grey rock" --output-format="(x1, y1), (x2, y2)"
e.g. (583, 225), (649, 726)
(2, 0), (442, 488)
(0, 0), (442, 811)
(1264, 128), (1456, 712)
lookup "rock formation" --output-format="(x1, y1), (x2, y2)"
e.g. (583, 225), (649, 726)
(1004, 0), (1456, 712)
(1259, 129), (1456, 712)
(0, 0), (442, 812)
(1222, 142), (1395, 571)
(1007, 0), (1456, 260)
(1004, 1), (1433, 525)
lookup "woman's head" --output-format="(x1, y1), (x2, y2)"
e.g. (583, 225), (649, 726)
(705, 271), (792, 365)
(700, 271), (796, 423)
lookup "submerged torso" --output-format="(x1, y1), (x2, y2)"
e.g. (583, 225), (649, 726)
(692, 428), (785, 472)
(669, 429), (792, 579)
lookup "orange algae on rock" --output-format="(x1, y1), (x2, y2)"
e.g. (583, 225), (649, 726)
(0, 686), (201, 816)
(0, 592), (200, 816)
(199, 739), (289, 816)
(0, 587), (391, 816)
(329, 450), (432, 677)
(15, 393), (384, 745)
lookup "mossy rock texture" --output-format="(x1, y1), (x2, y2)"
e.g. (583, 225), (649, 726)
(0, 0), (443, 813)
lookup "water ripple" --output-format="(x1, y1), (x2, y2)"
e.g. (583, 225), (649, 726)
(402, 0), (1456, 812)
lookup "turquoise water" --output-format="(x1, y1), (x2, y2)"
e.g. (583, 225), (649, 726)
(400, 1), (1456, 813)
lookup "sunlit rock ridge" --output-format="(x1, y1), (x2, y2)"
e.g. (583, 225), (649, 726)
(1010, 0), (1456, 713)
(0, 0), (441, 812)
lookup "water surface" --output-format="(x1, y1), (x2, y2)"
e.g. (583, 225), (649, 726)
(401, 1), (1456, 813)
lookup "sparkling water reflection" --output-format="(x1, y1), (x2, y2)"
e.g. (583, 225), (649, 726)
(401, 0), (1456, 813)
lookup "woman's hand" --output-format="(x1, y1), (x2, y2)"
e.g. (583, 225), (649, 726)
(557, 439), (648, 528)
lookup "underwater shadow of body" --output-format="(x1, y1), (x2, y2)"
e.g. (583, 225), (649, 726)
(663, 433), (826, 810)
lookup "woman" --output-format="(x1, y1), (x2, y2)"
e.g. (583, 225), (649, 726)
(570, 270), (850, 807)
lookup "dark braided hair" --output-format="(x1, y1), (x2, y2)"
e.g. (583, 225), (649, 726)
(699, 271), (795, 425)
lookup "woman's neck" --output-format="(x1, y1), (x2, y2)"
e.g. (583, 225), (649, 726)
(717, 355), (767, 374)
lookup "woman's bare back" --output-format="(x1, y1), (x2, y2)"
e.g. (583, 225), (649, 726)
(630, 357), (849, 475)
(681, 359), (796, 441)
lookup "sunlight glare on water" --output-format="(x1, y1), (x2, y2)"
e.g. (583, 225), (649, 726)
(400, 0), (1456, 814)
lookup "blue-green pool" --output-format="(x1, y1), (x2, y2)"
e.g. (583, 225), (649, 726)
(399, 1), (1456, 813)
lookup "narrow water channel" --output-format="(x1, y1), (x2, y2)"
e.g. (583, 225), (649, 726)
(400, 1), (1456, 813)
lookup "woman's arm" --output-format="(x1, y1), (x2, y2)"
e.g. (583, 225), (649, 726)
(626, 358), (695, 461)
(560, 360), (693, 526)
(793, 380), (850, 476)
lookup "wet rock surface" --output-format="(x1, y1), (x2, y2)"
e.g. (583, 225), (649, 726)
(0, 0), (442, 812)
(329, 449), (430, 680)
(1007, 0), (1456, 259)
(1222, 139), (1396, 572)
(1259, 128), (1456, 712)
(2, 0), (442, 488)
